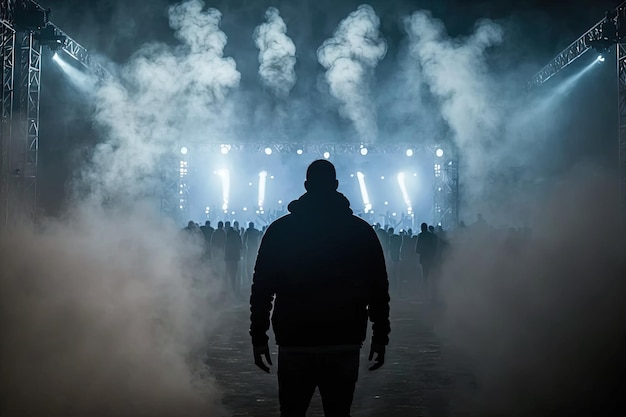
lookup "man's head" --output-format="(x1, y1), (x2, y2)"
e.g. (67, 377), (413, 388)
(388, 227), (394, 235)
(249, 222), (255, 229)
(421, 222), (428, 232)
(218, 221), (224, 229)
(304, 160), (338, 193)
(225, 221), (231, 229)
(205, 220), (211, 227)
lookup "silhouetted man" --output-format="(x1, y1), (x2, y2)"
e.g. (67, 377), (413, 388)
(200, 220), (214, 259)
(225, 221), (243, 296)
(211, 221), (226, 278)
(387, 228), (402, 294)
(416, 223), (437, 300)
(250, 160), (390, 417)
(243, 222), (262, 286)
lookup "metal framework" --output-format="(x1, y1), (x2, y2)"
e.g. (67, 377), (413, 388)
(0, 0), (106, 231)
(10, 30), (41, 224)
(619, 41), (626, 232)
(529, 21), (605, 87)
(1, 17), (14, 228)
(53, 23), (108, 79)
(531, 2), (626, 240)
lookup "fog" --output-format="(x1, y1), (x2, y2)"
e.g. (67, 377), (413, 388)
(1, 0), (624, 415)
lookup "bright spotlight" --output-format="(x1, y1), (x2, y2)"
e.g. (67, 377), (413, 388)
(436, 148), (444, 158)
(597, 54), (606, 63)
(216, 169), (230, 212)
(296, 149), (303, 155)
(397, 172), (412, 213)
(360, 147), (368, 156)
(220, 144), (230, 155)
(52, 52), (59, 61)
(323, 151), (330, 159)
(356, 172), (372, 213)
(264, 147), (273, 155)
(406, 149), (414, 157)
(180, 146), (188, 155)
(258, 171), (267, 209)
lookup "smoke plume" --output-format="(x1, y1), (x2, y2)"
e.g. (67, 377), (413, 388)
(253, 7), (297, 98)
(436, 169), (626, 415)
(404, 12), (504, 199)
(317, 4), (387, 143)
(0, 205), (226, 416)
(88, 0), (240, 202)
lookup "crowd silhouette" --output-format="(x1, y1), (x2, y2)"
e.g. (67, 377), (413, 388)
(181, 206), (528, 304)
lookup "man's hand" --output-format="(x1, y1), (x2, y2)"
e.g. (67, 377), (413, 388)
(253, 344), (273, 373)
(368, 343), (385, 371)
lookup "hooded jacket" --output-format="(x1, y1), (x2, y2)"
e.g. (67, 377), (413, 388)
(250, 190), (390, 347)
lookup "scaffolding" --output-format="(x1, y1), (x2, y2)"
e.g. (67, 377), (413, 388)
(530, 2), (626, 237)
(0, 0), (106, 232)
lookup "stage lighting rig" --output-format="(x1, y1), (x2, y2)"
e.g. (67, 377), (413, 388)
(34, 24), (66, 51)
(586, 10), (620, 54)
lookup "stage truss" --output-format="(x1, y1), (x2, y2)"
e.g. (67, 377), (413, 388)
(1, 0), (107, 232)
(167, 142), (459, 229)
(530, 2), (626, 239)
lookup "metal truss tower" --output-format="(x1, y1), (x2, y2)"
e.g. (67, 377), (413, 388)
(530, 1), (626, 240)
(0, 0), (106, 232)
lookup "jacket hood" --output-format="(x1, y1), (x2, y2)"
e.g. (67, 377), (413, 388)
(287, 190), (353, 219)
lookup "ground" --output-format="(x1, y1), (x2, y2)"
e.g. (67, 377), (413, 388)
(205, 297), (476, 417)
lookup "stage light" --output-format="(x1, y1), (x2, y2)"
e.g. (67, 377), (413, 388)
(296, 149), (303, 155)
(360, 147), (368, 156)
(243, 207), (248, 211)
(397, 172), (412, 214)
(52, 52), (59, 61)
(356, 172), (372, 213)
(180, 146), (188, 155)
(323, 151), (330, 159)
(597, 54), (606, 63)
(264, 147), (273, 155)
(406, 149), (414, 157)
(380, 176), (385, 180)
(216, 169), (230, 212)
(436, 148), (444, 158)
(258, 171), (267, 209)
(220, 144), (230, 155)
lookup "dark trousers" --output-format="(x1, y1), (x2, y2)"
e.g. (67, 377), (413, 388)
(278, 348), (360, 417)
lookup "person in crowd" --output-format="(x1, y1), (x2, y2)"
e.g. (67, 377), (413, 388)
(243, 222), (262, 288)
(416, 222), (438, 301)
(200, 220), (214, 260)
(375, 223), (389, 255)
(225, 221), (243, 296)
(387, 227), (403, 294)
(250, 160), (390, 417)
(400, 230), (415, 294)
(211, 221), (226, 279)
